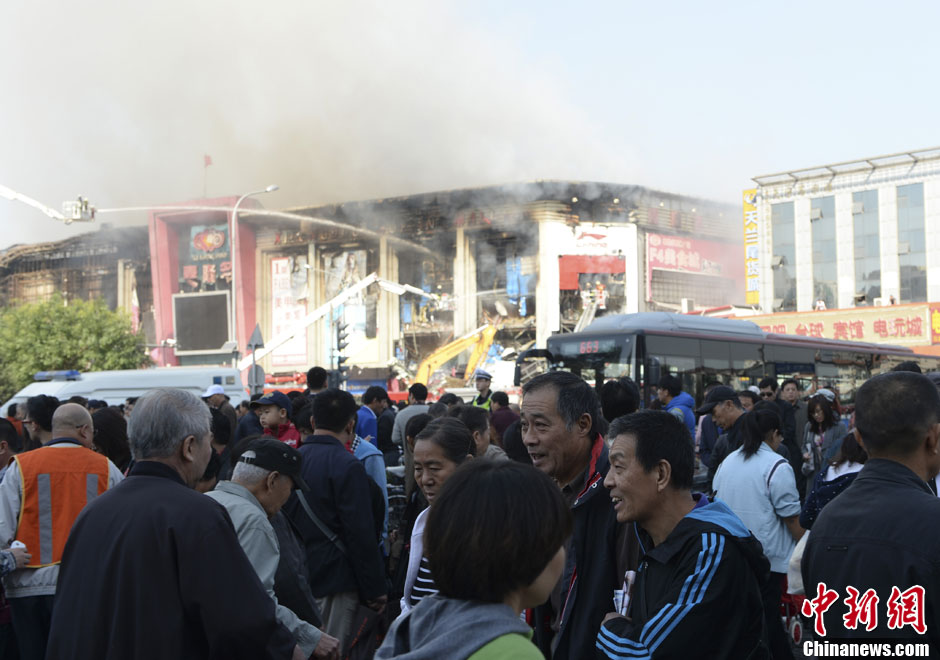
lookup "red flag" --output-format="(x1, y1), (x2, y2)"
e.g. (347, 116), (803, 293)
(204, 154), (213, 167)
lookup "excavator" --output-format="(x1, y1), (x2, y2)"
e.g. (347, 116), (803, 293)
(414, 323), (499, 386)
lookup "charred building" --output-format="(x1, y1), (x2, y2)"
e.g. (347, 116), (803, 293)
(147, 182), (740, 391)
(0, 225), (153, 340)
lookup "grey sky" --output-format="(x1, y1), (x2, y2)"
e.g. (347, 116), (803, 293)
(2, 0), (936, 249)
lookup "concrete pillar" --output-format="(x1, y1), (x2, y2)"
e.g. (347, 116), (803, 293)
(758, 196), (773, 313)
(879, 185), (900, 302)
(924, 179), (940, 301)
(453, 228), (477, 336)
(306, 242), (325, 369)
(834, 192), (855, 309)
(536, 221), (562, 347)
(377, 237), (400, 363)
(794, 198), (813, 311)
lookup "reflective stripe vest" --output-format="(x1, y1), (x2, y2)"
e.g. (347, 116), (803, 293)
(15, 446), (109, 567)
(471, 392), (492, 411)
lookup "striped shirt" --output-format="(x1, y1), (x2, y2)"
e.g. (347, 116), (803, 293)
(409, 555), (438, 606)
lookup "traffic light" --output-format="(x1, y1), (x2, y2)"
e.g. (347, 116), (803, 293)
(334, 321), (350, 389)
(336, 321), (349, 353)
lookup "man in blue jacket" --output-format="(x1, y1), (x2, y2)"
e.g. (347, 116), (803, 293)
(657, 375), (695, 438)
(597, 410), (769, 659)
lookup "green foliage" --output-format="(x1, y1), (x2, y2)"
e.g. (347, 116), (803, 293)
(0, 295), (151, 401)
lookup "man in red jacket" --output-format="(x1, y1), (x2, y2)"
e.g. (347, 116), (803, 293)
(252, 392), (302, 449)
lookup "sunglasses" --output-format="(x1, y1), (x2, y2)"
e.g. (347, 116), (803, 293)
(760, 392), (775, 398)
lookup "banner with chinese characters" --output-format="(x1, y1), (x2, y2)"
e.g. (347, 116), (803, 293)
(742, 189), (759, 305)
(645, 233), (740, 301)
(270, 256), (309, 367)
(737, 303), (938, 347)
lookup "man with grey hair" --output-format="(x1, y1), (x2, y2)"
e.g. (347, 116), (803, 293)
(45, 389), (299, 660)
(520, 371), (638, 660)
(0, 402), (122, 660)
(207, 438), (340, 659)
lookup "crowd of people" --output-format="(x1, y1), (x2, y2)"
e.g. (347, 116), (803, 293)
(0, 360), (937, 659)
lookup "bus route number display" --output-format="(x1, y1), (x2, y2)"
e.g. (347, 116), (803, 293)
(555, 338), (619, 357)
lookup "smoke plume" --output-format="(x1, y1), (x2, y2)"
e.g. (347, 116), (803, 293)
(0, 0), (634, 248)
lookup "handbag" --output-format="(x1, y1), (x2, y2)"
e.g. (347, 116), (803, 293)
(345, 603), (390, 660)
(297, 492), (388, 659)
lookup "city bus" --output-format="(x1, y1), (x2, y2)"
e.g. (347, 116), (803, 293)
(514, 312), (940, 408)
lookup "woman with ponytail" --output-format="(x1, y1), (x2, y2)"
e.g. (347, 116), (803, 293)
(713, 407), (804, 660)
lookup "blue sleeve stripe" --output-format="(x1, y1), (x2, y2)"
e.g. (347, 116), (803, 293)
(639, 532), (716, 645)
(651, 535), (725, 652)
(597, 624), (647, 650)
(640, 532), (726, 653)
(596, 628), (651, 659)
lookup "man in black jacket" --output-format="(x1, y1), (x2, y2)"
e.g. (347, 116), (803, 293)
(44, 388), (299, 660)
(521, 371), (638, 660)
(597, 411), (769, 659)
(803, 371), (940, 649)
(696, 386), (745, 482)
(285, 389), (387, 651)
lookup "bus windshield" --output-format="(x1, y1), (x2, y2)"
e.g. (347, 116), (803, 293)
(545, 334), (634, 387)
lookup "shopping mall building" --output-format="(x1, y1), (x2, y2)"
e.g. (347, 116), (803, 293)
(737, 146), (940, 354)
(144, 181), (740, 387)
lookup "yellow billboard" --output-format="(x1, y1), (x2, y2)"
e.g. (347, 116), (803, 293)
(743, 189), (759, 305)
(737, 303), (940, 348)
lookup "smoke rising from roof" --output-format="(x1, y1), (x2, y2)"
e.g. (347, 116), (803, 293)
(0, 0), (634, 249)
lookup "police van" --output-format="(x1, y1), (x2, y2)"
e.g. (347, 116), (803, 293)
(1, 367), (247, 411)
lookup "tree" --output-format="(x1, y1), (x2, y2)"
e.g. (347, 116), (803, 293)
(0, 295), (151, 402)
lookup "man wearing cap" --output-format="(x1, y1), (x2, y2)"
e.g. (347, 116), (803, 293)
(695, 385), (746, 483)
(202, 384), (238, 439)
(207, 438), (340, 659)
(252, 392), (302, 449)
(471, 369), (494, 410)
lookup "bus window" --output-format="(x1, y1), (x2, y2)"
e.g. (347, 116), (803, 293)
(700, 340), (731, 384)
(765, 344), (816, 381)
(730, 342), (764, 387)
(645, 336), (701, 405)
(815, 350), (870, 406)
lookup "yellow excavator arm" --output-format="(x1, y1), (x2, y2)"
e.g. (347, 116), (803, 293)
(414, 324), (498, 385)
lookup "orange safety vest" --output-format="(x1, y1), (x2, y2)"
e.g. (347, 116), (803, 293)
(15, 445), (109, 567)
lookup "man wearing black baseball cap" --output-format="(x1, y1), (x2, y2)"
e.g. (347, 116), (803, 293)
(695, 386), (746, 481)
(250, 391), (303, 449)
(207, 438), (339, 659)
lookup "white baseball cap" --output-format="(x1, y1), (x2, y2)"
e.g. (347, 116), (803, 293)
(201, 384), (225, 398)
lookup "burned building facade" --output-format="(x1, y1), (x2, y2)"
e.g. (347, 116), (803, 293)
(0, 225), (153, 339)
(143, 182), (741, 390)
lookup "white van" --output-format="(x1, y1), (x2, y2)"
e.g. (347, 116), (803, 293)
(0, 367), (248, 412)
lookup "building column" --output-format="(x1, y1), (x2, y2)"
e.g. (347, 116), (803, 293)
(536, 221), (562, 347)
(623, 223), (640, 314)
(794, 198), (813, 311)
(879, 185), (900, 302)
(377, 237), (400, 363)
(758, 196), (773, 313)
(924, 179), (940, 302)
(305, 242), (324, 369)
(453, 228), (477, 336)
(834, 192), (855, 309)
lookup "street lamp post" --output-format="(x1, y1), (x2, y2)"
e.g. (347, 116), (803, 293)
(230, 185), (278, 357)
